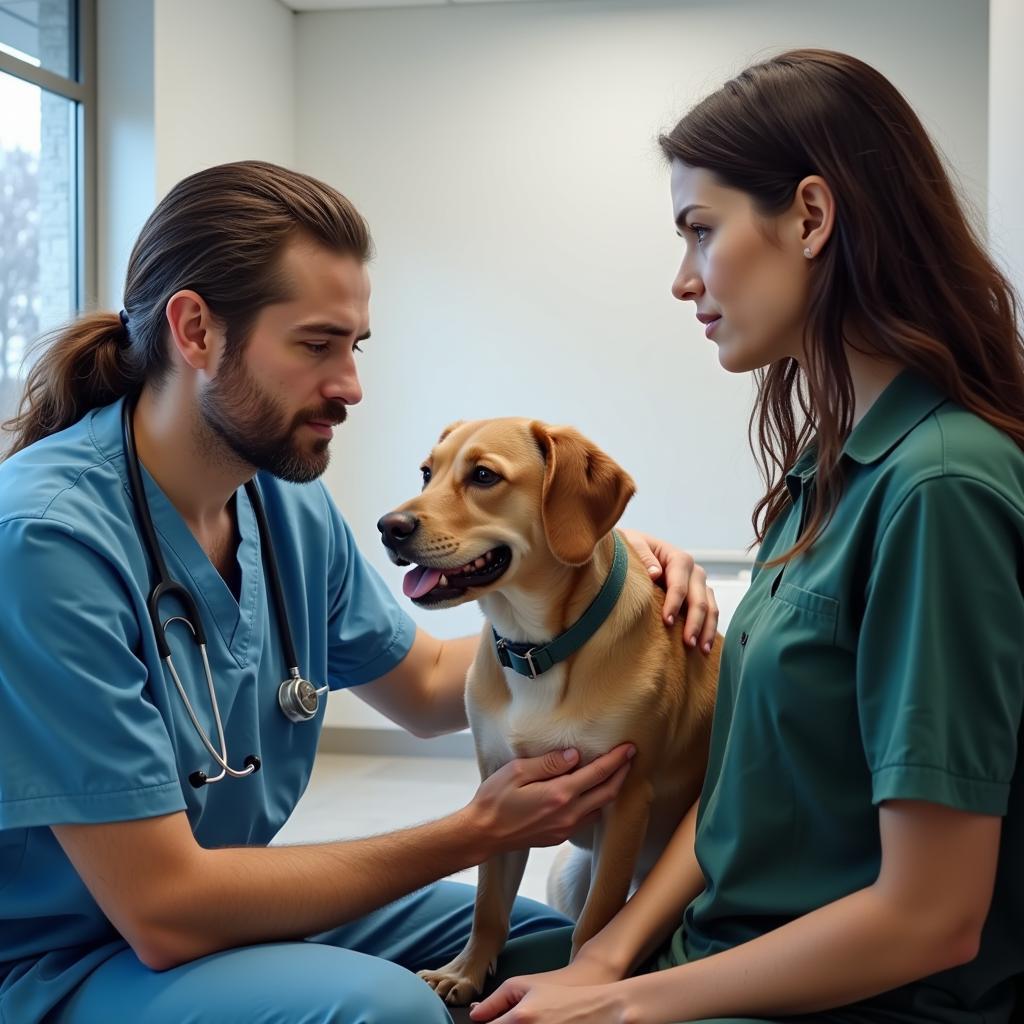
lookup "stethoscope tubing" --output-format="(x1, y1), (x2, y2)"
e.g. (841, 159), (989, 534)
(120, 397), (325, 787)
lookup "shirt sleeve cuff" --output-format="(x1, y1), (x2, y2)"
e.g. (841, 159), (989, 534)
(0, 779), (186, 829)
(871, 762), (1010, 815)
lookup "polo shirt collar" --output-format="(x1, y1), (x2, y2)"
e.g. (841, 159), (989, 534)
(785, 443), (817, 499)
(842, 369), (948, 465)
(784, 370), (948, 497)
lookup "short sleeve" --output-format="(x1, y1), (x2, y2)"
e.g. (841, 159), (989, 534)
(0, 518), (186, 829)
(323, 494), (416, 689)
(857, 477), (1024, 815)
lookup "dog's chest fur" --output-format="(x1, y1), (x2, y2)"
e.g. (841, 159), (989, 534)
(474, 662), (627, 768)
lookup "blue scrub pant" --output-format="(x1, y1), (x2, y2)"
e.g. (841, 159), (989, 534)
(47, 881), (571, 1024)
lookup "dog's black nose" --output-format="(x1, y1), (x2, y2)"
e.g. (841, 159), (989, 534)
(377, 511), (419, 546)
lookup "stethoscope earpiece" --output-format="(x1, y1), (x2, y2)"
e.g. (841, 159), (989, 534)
(189, 757), (260, 790)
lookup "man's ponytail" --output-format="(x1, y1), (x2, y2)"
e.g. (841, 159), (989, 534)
(3, 312), (141, 457)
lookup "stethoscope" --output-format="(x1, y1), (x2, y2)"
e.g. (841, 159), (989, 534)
(121, 398), (328, 788)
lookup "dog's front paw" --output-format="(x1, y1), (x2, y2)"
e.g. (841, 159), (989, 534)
(418, 954), (492, 1006)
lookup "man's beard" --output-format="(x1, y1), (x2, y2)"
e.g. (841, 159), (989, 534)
(198, 353), (347, 483)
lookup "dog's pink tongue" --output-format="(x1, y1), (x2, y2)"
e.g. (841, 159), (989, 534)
(403, 566), (443, 600)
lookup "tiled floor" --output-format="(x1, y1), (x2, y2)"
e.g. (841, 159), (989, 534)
(273, 752), (563, 904)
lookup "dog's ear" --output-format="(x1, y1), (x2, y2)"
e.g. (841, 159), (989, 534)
(530, 422), (636, 566)
(437, 420), (466, 444)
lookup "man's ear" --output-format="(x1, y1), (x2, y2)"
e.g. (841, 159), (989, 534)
(165, 290), (219, 372)
(530, 422), (636, 566)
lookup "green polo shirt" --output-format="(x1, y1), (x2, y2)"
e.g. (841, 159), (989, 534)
(658, 370), (1023, 1022)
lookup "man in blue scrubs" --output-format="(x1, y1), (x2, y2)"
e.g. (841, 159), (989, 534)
(0, 162), (716, 1023)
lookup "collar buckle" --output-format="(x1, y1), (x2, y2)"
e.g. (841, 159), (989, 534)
(494, 635), (511, 669)
(523, 647), (539, 680)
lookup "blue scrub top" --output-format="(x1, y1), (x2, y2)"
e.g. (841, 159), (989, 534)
(0, 398), (416, 1021)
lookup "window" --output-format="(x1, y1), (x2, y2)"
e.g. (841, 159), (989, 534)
(0, 0), (93, 425)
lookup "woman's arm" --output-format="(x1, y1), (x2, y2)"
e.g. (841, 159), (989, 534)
(472, 800), (1001, 1024)
(574, 795), (705, 979)
(619, 799), (1000, 1023)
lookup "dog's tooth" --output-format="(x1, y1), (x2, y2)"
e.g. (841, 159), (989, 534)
(439, 574), (448, 587)
(485, 551), (493, 562)
(474, 557), (487, 569)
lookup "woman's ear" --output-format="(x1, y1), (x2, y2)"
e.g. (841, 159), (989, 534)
(792, 174), (836, 259)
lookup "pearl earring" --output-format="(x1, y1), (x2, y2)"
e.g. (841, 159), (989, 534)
(803, 247), (813, 258)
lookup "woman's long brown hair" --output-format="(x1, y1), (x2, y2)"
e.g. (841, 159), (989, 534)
(660, 49), (1024, 565)
(2, 160), (371, 458)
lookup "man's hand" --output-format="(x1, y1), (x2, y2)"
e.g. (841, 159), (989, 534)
(467, 744), (636, 856)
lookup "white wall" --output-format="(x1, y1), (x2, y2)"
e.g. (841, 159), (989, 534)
(296, 0), (988, 565)
(989, 0), (1024, 301)
(153, 0), (296, 198)
(96, 0), (297, 305)
(96, 0), (155, 308)
(292, 0), (988, 728)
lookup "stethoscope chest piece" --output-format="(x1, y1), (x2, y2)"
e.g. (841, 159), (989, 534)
(278, 673), (329, 723)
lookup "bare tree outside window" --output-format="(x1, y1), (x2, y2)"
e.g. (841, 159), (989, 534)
(0, 0), (86, 428)
(0, 147), (39, 413)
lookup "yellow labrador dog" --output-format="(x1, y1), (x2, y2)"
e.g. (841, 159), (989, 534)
(377, 418), (720, 1006)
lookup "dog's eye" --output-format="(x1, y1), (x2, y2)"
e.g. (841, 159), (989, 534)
(420, 466), (432, 487)
(470, 466), (501, 487)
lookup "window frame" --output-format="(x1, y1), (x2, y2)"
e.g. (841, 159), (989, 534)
(0, 0), (96, 310)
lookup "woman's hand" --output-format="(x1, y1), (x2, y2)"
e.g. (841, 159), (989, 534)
(478, 953), (623, 999)
(620, 528), (719, 652)
(469, 976), (634, 1024)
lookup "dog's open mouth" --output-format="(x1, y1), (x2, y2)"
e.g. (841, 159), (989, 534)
(402, 546), (512, 604)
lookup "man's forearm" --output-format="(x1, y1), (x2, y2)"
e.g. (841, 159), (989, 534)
(619, 883), (977, 1024)
(146, 806), (487, 970)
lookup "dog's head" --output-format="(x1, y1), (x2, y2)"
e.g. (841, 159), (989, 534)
(377, 418), (636, 609)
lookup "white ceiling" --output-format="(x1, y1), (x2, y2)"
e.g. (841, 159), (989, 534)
(280, 0), (569, 10)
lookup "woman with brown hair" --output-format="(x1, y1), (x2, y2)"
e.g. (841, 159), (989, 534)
(470, 48), (1024, 1024)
